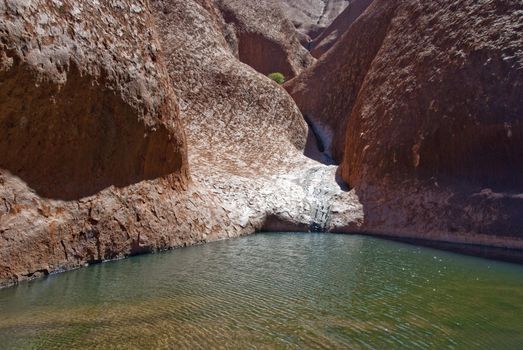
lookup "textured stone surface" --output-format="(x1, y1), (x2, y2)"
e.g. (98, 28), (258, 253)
(285, 0), (392, 163)
(216, 0), (314, 79)
(0, 0), (233, 288)
(152, 0), (363, 236)
(0, 0), (364, 288)
(340, 0), (523, 244)
(290, 0), (523, 246)
(310, 0), (374, 58)
(2, 0), (522, 289)
(277, 0), (350, 44)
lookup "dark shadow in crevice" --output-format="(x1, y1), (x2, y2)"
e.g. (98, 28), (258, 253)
(0, 59), (185, 200)
(302, 114), (336, 166)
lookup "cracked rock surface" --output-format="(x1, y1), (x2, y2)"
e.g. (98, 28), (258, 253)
(1, 0), (522, 289)
(216, 0), (314, 79)
(152, 0), (363, 235)
(0, 0), (236, 288)
(0, 0), (364, 288)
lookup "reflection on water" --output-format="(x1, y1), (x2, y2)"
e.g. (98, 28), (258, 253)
(1, 233), (523, 349)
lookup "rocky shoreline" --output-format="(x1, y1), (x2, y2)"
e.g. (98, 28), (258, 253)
(1, 0), (522, 288)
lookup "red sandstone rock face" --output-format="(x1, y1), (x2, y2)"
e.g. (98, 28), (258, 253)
(0, 0), (189, 195)
(277, 0), (350, 44)
(285, 0), (393, 163)
(342, 0), (523, 192)
(152, 0), (362, 232)
(310, 0), (374, 58)
(0, 0), (233, 288)
(4, 0), (521, 289)
(153, 0), (309, 170)
(216, 0), (314, 79)
(290, 0), (523, 243)
(0, 0), (364, 288)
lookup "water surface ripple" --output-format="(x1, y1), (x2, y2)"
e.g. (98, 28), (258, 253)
(1, 233), (522, 349)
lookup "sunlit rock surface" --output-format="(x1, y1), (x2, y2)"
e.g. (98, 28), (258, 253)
(285, 0), (390, 163)
(1, 0), (522, 288)
(0, 0), (235, 288)
(152, 0), (363, 235)
(0, 0), (364, 288)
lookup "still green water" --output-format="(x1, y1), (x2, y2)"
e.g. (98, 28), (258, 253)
(1, 233), (522, 349)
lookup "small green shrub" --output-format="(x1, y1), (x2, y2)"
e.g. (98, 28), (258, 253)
(268, 72), (285, 84)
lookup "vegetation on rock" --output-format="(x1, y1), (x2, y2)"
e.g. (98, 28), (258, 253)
(268, 72), (285, 84)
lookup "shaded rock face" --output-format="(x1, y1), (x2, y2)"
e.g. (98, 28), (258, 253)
(341, 0), (523, 191)
(0, 0), (233, 287)
(216, 0), (314, 79)
(285, 0), (394, 163)
(310, 0), (374, 58)
(0, 0), (189, 200)
(277, 0), (350, 44)
(0, 62), (183, 200)
(290, 0), (523, 243)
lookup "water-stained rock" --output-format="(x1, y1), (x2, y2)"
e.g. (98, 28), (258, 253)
(290, 0), (523, 247)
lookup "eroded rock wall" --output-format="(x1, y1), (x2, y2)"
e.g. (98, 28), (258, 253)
(285, 0), (395, 163)
(0, 0), (233, 288)
(288, 0), (523, 246)
(152, 0), (363, 236)
(216, 0), (314, 79)
(0, 0), (365, 288)
(340, 0), (523, 244)
(4, 0), (521, 289)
